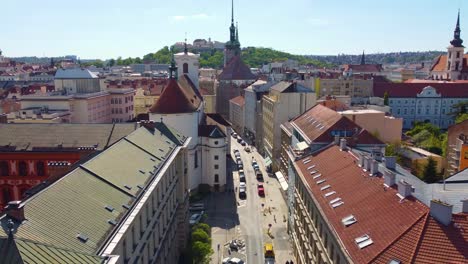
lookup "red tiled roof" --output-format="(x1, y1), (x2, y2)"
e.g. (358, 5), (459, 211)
(229, 95), (245, 107)
(149, 78), (201, 114)
(430, 54), (468, 72)
(294, 146), (428, 263)
(318, 99), (350, 111)
(291, 104), (384, 145)
(218, 55), (256, 81)
(373, 82), (468, 98)
(343, 64), (383, 73)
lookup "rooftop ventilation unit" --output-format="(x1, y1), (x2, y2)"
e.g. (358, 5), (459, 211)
(77, 234), (89, 243)
(105, 205), (114, 212)
(355, 234), (373, 249)
(342, 215), (357, 227)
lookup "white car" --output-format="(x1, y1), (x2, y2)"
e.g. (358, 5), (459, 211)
(189, 211), (204, 225)
(239, 182), (246, 189)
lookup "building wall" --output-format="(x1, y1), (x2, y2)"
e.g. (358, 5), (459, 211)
(175, 53), (200, 90)
(229, 101), (244, 133)
(203, 95), (216, 114)
(290, 164), (346, 264)
(201, 136), (227, 192)
(263, 92), (317, 170)
(134, 88), (159, 116)
(149, 111), (202, 190)
(110, 91), (135, 123)
(216, 80), (253, 118)
(387, 86), (466, 129)
(341, 111), (402, 143)
(446, 121), (468, 175)
(55, 78), (101, 94)
(107, 151), (189, 264)
(0, 152), (82, 210)
(313, 77), (373, 99)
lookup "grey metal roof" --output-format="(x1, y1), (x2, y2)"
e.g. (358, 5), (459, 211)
(0, 124), (186, 258)
(55, 68), (98, 79)
(0, 123), (137, 151)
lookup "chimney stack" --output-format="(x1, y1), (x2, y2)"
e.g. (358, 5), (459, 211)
(364, 156), (371, 171)
(430, 200), (453, 226)
(397, 180), (412, 198)
(384, 156), (396, 170)
(370, 160), (379, 175)
(462, 199), (468, 213)
(339, 138), (347, 151)
(334, 136), (340, 145)
(358, 153), (364, 167)
(384, 170), (396, 186)
(6, 201), (25, 222)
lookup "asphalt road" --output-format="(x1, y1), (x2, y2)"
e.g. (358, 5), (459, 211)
(231, 137), (265, 264)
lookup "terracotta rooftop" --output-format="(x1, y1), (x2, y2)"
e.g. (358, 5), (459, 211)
(149, 78), (201, 114)
(291, 104), (384, 145)
(318, 98), (350, 111)
(373, 82), (468, 98)
(218, 55), (256, 81)
(295, 145), (428, 263)
(430, 54), (468, 72)
(229, 95), (245, 107)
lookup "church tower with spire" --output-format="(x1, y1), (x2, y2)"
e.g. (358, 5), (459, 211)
(224, 0), (241, 66)
(446, 10), (465, 80)
(175, 37), (200, 90)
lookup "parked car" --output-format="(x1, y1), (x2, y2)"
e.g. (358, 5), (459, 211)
(237, 163), (243, 170)
(239, 182), (246, 189)
(244, 146), (250, 152)
(239, 186), (246, 198)
(240, 141), (246, 146)
(237, 138), (242, 143)
(257, 184), (265, 196)
(189, 211), (204, 225)
(240, 175), (246, 183)
(232, 133), (238, 139)
(189, 203), (205, 212)
(256, 169), (264, 180)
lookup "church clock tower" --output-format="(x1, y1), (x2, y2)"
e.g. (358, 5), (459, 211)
(446, 10), (465, 81)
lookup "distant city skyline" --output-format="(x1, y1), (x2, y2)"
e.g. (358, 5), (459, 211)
(1, 0), (466, 59)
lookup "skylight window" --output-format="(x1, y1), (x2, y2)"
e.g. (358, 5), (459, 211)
(313, 174), (322, 179)
(139, 169), (145, 174)
(331, 201), (344, 208)
(329, 197), (342, 204)
(316, 123), (321, 128)
(324, 191), (336, 197)
(309, 170), (317, 174)
(316, 179), (326, 185)
(307, 165), (316, 170)
(320, 185), (331, 191)
(342, 215), (357, 227)
(108, 219), (117, 226)
(303, 158), (311, 164)
(312, 120), (317, 125)
(355, 234), (373, 249)
(105, 205), (114, 212)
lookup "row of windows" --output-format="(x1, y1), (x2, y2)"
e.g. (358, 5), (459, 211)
(0, 161), (45, 177)
(390, 99), (464, 105)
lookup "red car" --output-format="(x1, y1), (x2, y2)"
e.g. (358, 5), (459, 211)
(257, 184), (265, 196)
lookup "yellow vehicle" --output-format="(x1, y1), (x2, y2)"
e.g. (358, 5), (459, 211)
(264, 243), (275, 263)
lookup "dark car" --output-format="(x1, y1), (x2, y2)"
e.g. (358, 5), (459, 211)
(237, 138), (242, 143)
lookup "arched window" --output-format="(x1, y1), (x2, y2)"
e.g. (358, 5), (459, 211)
(36, 161), (45, 176)
(183, 63), (189, 74)
(0, 161), (9, 176)
(19, 161), (28, 176)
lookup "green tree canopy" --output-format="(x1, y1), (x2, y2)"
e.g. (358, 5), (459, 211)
(191, 241), (212, 264)
(422, 157), (439, 183)
(192, 223), (211, 236)
(455, 113), (468, 124)
(191, 229), (211, 244)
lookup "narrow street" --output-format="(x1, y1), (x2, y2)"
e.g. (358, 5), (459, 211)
(207, 134), (295, 264)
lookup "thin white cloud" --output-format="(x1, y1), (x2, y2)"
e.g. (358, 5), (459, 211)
(170, 13), (211, 22)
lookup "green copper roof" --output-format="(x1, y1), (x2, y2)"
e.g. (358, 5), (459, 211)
(0, 237), (107, 263)
(0, 123), (187, 260)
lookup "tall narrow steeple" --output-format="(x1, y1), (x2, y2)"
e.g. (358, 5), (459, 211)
(360, 50), (366, 65)
(184, 35), (188, 54)
(169, 52), (178, 80)
(229, 0), (236, 43)
(450, 9), (464, 47)
(236, 22), (239, 43)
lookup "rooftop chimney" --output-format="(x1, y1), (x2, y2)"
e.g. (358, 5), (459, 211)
(358, 153), (364, 167)
(6, 201), (25, 222)
(370, 160), (379, 175)
(139, 120), (156, 131)
(364, 156), (371, 171)
(384, 156), (396, 170)
(384, 170), (396, 187)
(430, 200), (453, 226)
(334, 136), (340, 145)
(462, 199), (468, 213)
(397, 180), (412, 198)
(339, 138), (347, 151)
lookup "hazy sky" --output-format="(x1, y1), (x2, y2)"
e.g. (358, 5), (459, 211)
(1, 0), (466, 59)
